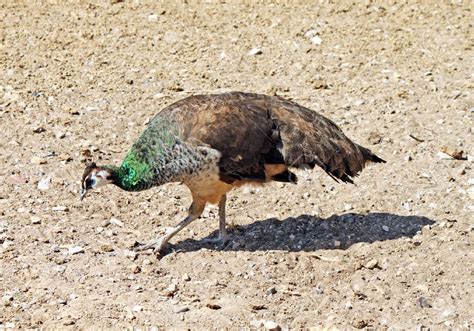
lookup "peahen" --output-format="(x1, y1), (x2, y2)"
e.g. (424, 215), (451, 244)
(80, 92), (385, 253)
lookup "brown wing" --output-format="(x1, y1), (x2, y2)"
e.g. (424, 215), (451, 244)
(156, 92), (385, 184)
(157, 92), (282, 183)
(268, 94), (385, 183)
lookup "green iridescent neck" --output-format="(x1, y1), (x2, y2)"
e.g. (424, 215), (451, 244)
(104, 152), (152, 192)
(105, 116), (181, 191)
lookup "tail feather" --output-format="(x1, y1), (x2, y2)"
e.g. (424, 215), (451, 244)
(358, 145), (386, 164)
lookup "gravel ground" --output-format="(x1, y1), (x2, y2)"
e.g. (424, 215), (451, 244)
(1, 1), (473, 329)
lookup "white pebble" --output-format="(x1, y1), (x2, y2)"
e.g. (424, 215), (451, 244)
(148, 14), (158, 22)
(248, 47), (262, 56)
(250, 320), (264, 328)
(37, 177), (51, 191)
(437, 151), (453, 160)
(354, 99), (365, 106)
(132, 305), (143, 312)
(52, 205), (68, 212)
(310, 35), (322, 45)
(382, 225), (389, 232)
(304, 29), (317, 38)
(343, 203), (353, 211)
(123, 250), (137, 260)
(69, 246), (84, 255)
(109, 217), (124, 227)
(31, 156), (44, 165)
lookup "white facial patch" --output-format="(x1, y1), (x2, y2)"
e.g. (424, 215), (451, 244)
(90, 170), (112, 189)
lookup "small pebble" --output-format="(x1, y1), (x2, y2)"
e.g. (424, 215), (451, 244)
(37, 177), (51, 191)
(402, 202), (412, 212)
(9, 174), (27, 184)
(100, 244), (114, 252)
(130, 264), (141, 274)
(162, 283), (178, 297)
(304, 29), (317, 38)
(418, 297), (432, 308)
(353, 99), (365, 106)
(205, 302), (221, 310)
(382, 225), (389, 232)
(148, 14), (158, 22)
(437, 151), (453, 160)
(134, 285), (144, 292)
(173, 306), (190, 313)
(263, 320), (281, 331)
(32, 127), (46, 133)
(123, 250), (137, 260)
(365, 259), (379, 269)
(250, 320), (264, 328)
(30, 216), (41, 224)
(353, 320), (368, 329)
(248, 47), (262, 56)
(69, 246), (84, 255)
(310, 35), (322, 45)
(31, 156), (46, 165)
(267, 286), (277, 295)
(55, 131), (66, 139)
(110, 217), (124, 227)
(52, 206), (68, 212)
(132, 305), (142, 312)
(63, 319), (75, 326)
(182, 274), (191, 281)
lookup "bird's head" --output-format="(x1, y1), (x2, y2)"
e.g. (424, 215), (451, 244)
(80, 162), (114, 201)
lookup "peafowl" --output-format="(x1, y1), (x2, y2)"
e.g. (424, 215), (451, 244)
(80, 92), (385, 253)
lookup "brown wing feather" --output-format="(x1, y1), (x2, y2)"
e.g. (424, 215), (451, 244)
(157, 93), (279, 183)
(268, 94), (385, 183)
(156, 92), (385, 184)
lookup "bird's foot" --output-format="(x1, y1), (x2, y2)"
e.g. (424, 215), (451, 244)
(135, 237), (167, 253)
(202, 233), (230, 245)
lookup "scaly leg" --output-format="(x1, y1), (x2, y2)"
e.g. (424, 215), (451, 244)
(137, 198), (205, 253)
(203, 194), (230, 243)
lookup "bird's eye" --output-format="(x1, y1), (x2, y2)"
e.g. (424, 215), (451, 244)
(85, 178), (94, 189)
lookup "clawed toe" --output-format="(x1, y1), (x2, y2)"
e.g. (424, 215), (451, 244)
(202, 234), (231, 245)
(135, 237), (167, 253)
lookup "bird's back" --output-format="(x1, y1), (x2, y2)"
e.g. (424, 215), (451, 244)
(146, 91), (384, 185)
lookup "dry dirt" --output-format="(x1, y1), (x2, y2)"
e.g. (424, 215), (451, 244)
(1, 1), (473, 329)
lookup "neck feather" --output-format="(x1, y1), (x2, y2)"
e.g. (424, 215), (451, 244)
(103, 164), (148, 192)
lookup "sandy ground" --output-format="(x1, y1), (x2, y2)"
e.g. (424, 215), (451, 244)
(1, 1), (473, 329)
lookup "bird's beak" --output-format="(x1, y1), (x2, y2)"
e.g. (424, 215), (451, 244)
(80, 188), (88, 201)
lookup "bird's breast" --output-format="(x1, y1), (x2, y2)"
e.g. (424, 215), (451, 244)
(183, 162), (233, 205)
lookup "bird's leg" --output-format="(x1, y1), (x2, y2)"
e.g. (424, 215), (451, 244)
(137, 199), (205, 253)
(218, 194), (229, 240)
(203, 194), (230, 243)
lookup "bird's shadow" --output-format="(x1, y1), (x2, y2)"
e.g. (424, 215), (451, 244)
(171, 213), (435, 253)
